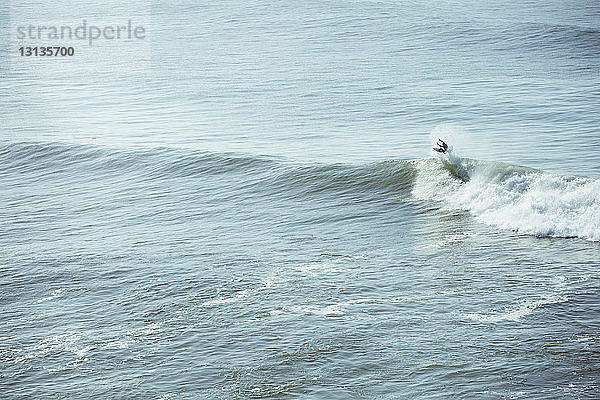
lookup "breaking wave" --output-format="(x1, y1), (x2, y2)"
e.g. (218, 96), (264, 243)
(1, 139), (598, 241)
(413, 137), (600, 241)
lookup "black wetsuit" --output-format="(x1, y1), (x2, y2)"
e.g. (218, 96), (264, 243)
(434, 139), (448, 153)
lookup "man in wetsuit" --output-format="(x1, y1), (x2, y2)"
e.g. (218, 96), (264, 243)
(433, 139), (448, 153)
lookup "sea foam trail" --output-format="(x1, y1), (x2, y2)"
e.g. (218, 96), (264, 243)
(413, 142), (600, 241)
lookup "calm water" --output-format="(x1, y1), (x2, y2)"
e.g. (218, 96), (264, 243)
(1, 1), (600, 399)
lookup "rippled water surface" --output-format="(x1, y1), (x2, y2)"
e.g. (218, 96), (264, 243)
(1, 0), (600, 399)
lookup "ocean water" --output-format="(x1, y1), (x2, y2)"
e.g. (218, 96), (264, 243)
(1, 0), (600, 399)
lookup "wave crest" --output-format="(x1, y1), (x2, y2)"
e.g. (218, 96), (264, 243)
(2, 140), (598, 241)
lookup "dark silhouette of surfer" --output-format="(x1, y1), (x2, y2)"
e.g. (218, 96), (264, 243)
(433, 139), (448, 153)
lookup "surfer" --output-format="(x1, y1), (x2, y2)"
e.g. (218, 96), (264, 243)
(433, 139), (448, 153)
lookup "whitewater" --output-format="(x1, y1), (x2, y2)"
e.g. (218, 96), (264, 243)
(412, 133), (600, 241)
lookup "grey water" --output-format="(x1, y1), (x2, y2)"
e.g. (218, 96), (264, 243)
(1, 0), (600, 399)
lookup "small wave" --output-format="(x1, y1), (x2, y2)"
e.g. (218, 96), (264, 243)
(440, 21), (600, 58)
(0, 141), (277, 178)
(0, 141), (415, 197)
(516, 23), (600, 55)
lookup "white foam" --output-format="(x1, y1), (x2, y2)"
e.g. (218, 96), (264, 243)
(463, 294), (568, 323)
(456, 168), (600, 240)
(280, 304), (346, 316)
(415, 128), (600, 241)
(102, 339), (133, 350)
(13, 332), (91, 364)
(270, 297), (408, 318)
(201, 290), (248, 307)
(278, 262), (345, 276)
(34, 288), (64, 304)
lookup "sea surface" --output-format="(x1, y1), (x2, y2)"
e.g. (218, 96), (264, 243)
(1, 0), (600, 399)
